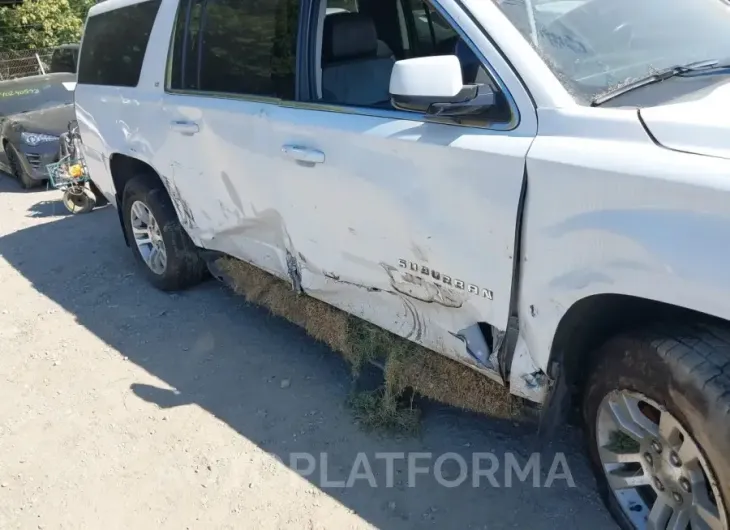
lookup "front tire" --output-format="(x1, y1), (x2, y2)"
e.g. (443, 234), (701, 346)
(121, 174), (206, 291)
(583, 324), (730, 530)
(4, 143), (37, 189)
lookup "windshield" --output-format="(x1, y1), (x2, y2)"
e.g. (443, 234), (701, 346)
(0, 78), (75, 118)
(495, 0), (730, 103)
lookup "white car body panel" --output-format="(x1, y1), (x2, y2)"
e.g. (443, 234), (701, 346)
(639, 82), (730, 160)
(519, 105), (730, 378)
(142, 0), (537, 381)
(74, 0), (730, 405)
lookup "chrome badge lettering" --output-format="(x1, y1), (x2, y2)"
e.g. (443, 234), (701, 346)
(397, 259), (494, 300)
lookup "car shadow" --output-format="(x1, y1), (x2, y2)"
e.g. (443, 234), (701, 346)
(25, 199), (72, 217)
(26, 198), (111, 218)
(0, 204), (616, 529)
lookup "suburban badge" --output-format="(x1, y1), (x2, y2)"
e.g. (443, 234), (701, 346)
(398, 259), (494, 300)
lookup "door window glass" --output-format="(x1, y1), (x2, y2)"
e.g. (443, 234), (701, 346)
(408, 0), (458, 56)
(182, 0), (300, 99)
(169, 0), (204, 91)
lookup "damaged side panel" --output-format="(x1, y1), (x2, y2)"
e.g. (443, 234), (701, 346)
(153, 101), (298, 284)
(261, 107), (535, 389)
(154, 97), (534, 395)
(508, 334), (550, 403)
(302, 258), (506, 384)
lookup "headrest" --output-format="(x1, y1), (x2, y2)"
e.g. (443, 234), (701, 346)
(323, 12), (379, 63)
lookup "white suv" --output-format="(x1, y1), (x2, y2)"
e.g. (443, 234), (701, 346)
(75, 0), (730, 527)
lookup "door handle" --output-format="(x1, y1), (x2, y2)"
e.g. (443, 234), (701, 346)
(170, 120), (200, 135)
(281, 144), (325, 164)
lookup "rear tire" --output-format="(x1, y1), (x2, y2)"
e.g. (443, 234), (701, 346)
(4, 143), (37, 189)
(121, 174), (206, 291)
(583, 324), (730, 530)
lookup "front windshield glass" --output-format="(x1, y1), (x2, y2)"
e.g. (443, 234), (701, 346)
(494, 0), (730, 102)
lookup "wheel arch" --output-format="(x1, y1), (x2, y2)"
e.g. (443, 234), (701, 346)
(546, 293), (726, 420)
(109, 153), (164, 198)
(108, 153), (168, 247)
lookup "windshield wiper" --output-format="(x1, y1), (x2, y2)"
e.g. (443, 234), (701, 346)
(591, 59), (730, 106)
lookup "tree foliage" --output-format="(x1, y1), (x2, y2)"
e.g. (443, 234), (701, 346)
(0, 0), (94, 50)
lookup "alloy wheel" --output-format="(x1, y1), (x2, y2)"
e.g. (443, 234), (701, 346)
(596, 390), (727, 530)
(130, 200), (167, 275)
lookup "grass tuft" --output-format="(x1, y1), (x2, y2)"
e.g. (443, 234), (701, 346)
(216, 257), (521, 433)
(349, 389), (421, 434)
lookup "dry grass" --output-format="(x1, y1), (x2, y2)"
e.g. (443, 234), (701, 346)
(349, 389), (421, 434)
(216, 257), (520, 432)
(217, 257), (353, 361)
(389, 345), (519, 420)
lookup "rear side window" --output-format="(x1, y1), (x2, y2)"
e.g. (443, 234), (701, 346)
(78, 0), (162, 87)
(169, 0), (300, 100)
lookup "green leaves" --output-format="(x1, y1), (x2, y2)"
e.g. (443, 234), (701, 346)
(0, 0), (93, 50)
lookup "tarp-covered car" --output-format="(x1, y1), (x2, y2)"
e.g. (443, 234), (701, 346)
(0, 72), (76, 189)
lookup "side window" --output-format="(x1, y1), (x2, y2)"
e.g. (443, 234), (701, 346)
(170, 0), (300, 100)
(315, 0), (510, 123)
(169, 0), (204, 91)
(77, 0), (162, 87)
(327, 0), (359, 11)
(408, 0), (458, 56)
(403, 1), (503, 99)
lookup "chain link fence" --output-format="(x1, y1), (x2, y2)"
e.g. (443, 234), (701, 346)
(0, 48), (55, 81)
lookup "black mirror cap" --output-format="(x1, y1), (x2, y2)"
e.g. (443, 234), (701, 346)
(390, 84), (479, 113)
(390, 84), (500, 119)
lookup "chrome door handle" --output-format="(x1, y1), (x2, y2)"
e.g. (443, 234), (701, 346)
(170, 120), (200, 135)
(281, 144), (325, 164)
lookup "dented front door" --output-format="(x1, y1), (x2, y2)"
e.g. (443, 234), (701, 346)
(273, 107), (534, 379)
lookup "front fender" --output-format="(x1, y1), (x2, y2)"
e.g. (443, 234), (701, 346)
(516, 107), (730, 393)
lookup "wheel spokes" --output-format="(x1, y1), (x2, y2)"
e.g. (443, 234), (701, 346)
(599, 446), (643, 465)
(606, 466), (651, 490)
(693, 492), (724, 530)
(607, 393), (659, 443)
(148, 247), (159, 268)
(131, 201), (150, 225)
(666, 507), (690, 530)
(647, 498), (673, 530)
(130, 201), (167, 275)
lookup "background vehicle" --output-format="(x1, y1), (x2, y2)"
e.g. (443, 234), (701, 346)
(0, 72), (76, 188)
(48, 44), (80, 74)
(74, 0), (730, 528)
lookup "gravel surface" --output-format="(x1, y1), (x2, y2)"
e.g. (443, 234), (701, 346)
(0, 175), (618, 529)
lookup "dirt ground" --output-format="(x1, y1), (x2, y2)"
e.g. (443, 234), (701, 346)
(0, 175), (618, 529)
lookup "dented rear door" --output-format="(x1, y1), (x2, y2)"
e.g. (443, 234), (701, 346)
(157, 0), (304, 281)
(161, 94), (296, 282)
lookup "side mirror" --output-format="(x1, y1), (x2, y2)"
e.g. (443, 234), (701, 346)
(389, 55), (495, 117)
